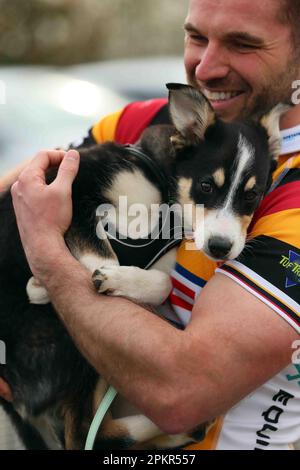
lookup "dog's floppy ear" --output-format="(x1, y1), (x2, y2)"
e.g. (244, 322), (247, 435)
(166, 83), (216, 148)
(260, 104), (290, 163)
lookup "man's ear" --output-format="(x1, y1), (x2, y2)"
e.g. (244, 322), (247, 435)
(166, 83), (216, 148)
(0, 377), (13, 402)
(260, 104), (291, 163)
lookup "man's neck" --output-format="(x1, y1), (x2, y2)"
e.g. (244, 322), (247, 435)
(280, 104), (300, 131)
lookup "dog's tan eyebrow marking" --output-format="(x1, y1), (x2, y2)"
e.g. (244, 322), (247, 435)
(213, 168), (225, 188)
(245, 176), (257, 191)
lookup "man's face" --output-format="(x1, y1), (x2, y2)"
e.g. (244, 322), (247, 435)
(184, 0), (299, 121)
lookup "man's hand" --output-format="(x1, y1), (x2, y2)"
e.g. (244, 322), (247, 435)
(11, 149), (80, 281)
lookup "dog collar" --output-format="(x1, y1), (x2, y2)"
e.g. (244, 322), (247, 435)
(124, 144), (176, 205)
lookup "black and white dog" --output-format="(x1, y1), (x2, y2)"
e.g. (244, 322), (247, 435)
(0, 84), (284, 449)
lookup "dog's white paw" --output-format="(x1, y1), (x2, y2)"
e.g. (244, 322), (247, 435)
(92, 266), (131, 297)
(26, 277), (50, 305)
(92, 266), (172, 305)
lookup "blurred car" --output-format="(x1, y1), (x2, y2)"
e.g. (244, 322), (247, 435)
(0, 57), (186, 174)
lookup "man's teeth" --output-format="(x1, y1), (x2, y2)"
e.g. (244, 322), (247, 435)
(203, 90), (241, 101)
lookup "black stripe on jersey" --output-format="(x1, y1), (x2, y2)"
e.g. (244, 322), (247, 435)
(276, 168), (300, 189)
(238, 235), (300, 298)
(227, 234), (300, 319)
(220, 263), (300, 327)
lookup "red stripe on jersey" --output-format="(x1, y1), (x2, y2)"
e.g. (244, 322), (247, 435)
(249, 181), (300, 232)
(169, 293), (193, 312)
(171, 277), (196, 300)
(115, 99), (168, 145)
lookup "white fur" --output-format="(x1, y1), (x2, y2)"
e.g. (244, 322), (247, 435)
(223, 135), (254, 212)
(93, 265), (172, 306)
(114, 415), (162, 442)
(195, 209), (246, 260)
(26, 277), (50, 305)
(80, 254), (118, 272)
(104, 169), (161, 239)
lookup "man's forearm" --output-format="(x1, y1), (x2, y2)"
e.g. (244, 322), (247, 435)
(43, 249), (190, 432)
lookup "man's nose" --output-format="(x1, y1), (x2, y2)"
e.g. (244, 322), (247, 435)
(195, 41), (230, 84)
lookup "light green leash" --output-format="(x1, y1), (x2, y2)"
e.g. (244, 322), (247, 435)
(84, 385), (118, 450)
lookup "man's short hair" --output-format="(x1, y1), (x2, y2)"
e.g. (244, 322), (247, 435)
(280, 0), (300, 47)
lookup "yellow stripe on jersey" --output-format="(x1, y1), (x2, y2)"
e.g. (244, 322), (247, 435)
(91, 109), (124, 144)
(250, 208), (300, 250)
(273, 154), (300, 181)
(176, 240), (217, 283)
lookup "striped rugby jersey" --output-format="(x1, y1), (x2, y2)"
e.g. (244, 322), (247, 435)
(77, 100), (300, 449)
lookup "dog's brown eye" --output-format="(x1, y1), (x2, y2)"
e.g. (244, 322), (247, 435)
(245, 190), (257, 202)
(201, 182), (213, 193)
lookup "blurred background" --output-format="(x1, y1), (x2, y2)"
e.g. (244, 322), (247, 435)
(0, 0), (188, 174)
(0, 0), (188, 64)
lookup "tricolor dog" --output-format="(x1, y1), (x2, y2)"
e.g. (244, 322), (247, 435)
(0, 84), (284, 449)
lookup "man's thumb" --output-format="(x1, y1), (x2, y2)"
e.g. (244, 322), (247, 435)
(55, 150), (80, 188)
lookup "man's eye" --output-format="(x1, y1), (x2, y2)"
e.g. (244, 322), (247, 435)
(189, 34), (208, 44)
(234, 42), (258, 51)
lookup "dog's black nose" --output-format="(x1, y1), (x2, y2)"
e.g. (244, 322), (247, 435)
(208, 236), (232, 260)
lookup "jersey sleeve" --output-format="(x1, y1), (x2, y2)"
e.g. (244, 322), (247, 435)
(67, 109), (124, 149)
(217, 169), (300, 334)
(67, 99), (168, 149)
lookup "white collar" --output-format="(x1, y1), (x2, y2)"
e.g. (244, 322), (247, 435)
(280, 124), (300, 155)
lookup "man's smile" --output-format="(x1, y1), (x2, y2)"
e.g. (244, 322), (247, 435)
(201, 88), (247, 115)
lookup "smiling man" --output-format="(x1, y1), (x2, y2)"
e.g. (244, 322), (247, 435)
(185, 0), (300, 121)
(2, 0), (300, 450)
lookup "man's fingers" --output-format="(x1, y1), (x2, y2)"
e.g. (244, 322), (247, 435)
(52, 150), (80, 190)
(30, 150), (67, 172)
(17, 150), (67, 185)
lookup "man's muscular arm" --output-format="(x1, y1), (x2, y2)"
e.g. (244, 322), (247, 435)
(11, 150), (299, 434)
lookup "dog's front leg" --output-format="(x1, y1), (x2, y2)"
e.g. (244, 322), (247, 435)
(92, 266), (172, 305)
(92, 249), (177, 305)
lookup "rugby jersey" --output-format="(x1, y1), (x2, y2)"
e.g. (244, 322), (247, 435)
(77, 101), (300, 450)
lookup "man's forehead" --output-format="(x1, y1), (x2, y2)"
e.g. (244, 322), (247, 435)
(187, 0), (283, 36)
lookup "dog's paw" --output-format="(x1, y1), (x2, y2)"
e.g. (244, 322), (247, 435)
(26, 277), (50, 305)
(92, 266), (125, 296)
(92, 266), (172, 305)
